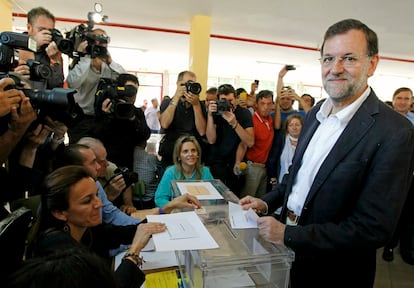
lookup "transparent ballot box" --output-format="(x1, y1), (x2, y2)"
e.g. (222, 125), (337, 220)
(171, 180), (294, 288)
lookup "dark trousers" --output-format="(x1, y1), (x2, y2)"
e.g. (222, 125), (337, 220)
(384, 176), (414, 258)
(67, 117), (96, 144)
(209, 162), (245, 198)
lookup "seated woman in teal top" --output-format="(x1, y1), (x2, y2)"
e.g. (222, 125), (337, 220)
(155, 135), (213, 207)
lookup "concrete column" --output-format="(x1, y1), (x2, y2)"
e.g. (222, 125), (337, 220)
(0, 0), (13, 31)
(189, 15), (211, 100)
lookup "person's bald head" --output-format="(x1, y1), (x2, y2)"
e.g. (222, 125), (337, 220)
(77, 137), (108, 178)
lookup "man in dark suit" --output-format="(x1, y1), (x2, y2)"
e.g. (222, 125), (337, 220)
(240, 19), (414, 288)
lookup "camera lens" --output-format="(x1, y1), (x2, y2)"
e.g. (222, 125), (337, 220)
(89, 45), (107, 58)
(26, 59), (52, 81)
(185, 81), (202, 94)
(23, 88), (75, 107)
(113, 102), (135, 119)
(51, 28), (74, 55)
(214, 99), (231, 115)
(188, 82), (201, 94)
(34, 64), (52, 79)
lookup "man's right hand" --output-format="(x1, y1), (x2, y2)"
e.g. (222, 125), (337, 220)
(34, 28), (52, 49)
(9, 96), (37, 135)
(77, 40), (88, 54)
(105, 174), (126, 201)
(13, 60), (30, 81)
(208, 101), (217, 116)
(101, 98), (113, 114)
(173, 81), (187, 100)
(0, 78), (25, 117)
(239, 195), (267, 215)
(23, 123), (52, 150)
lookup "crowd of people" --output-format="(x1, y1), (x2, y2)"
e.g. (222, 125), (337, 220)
(1, 7), (414, 288)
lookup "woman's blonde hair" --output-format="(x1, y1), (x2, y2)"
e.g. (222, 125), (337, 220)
(172, 135), (203, 180)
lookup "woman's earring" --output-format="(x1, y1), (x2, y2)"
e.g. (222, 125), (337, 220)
(63, 223), (70, 233)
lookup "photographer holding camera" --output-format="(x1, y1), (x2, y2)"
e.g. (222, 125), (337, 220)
(158, 70), (207, 175)
(90, 73), (150, 170)
(0, 77), (37, 186)
(0, 30), (82, 214)
(16, 7), (64, 89)
(76, 137), (138, 215)
(0, 76), (60, 217)
(206, 84), (254, 196)
(0, 72), (74, 212)
(66, 28), (126, 144)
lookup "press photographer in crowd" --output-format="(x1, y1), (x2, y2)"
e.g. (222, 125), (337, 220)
(66, 28), (126, 144)
(16, 7), (65, 89)
(0, 30), (83, 216)
(0, 77), (37, 216)
(91, 73), (150, 170)
(206, 84), (254, 196)
(0, 75), (78, 214)
(158, 71), (207, 176)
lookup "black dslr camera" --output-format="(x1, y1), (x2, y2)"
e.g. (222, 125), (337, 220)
(113, 167), (138, 188)
(95, 78), (137, 119)
(48, 28), (74, 56)
(65, 24), (108, 59)
(181, 80), (202, 94)
(65, 9), (110, 59)
(214, 99), (232, 115)
(26, 59), (52, 81)
(0, 32), (84, 128)
(0, 31), (37, 72)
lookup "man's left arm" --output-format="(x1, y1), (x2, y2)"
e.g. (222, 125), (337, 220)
(231, 109), (254, 147)
(131, 109), (151, 143)
(101, 51), (127, 75)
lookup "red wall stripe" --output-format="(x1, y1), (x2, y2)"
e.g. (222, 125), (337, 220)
(12, 13), (414, 64)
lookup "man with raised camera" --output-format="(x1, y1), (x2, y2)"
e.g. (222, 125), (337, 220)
(0, 73), (75, 219)
(206, 84), (254, 196)
(66, 28), (126, 144)
(90, 73), (150, 171)
(16, 7), (64, 90)
(0, 77), (37, 214)
(158, 70), (207, 175)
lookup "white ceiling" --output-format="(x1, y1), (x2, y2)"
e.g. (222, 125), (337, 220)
(9, 0), (414, 97)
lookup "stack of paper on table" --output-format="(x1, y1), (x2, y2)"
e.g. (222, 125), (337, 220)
(176, 181), (224, 200)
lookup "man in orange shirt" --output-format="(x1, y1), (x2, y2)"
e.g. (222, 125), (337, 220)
(237, 90), (274, 198)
